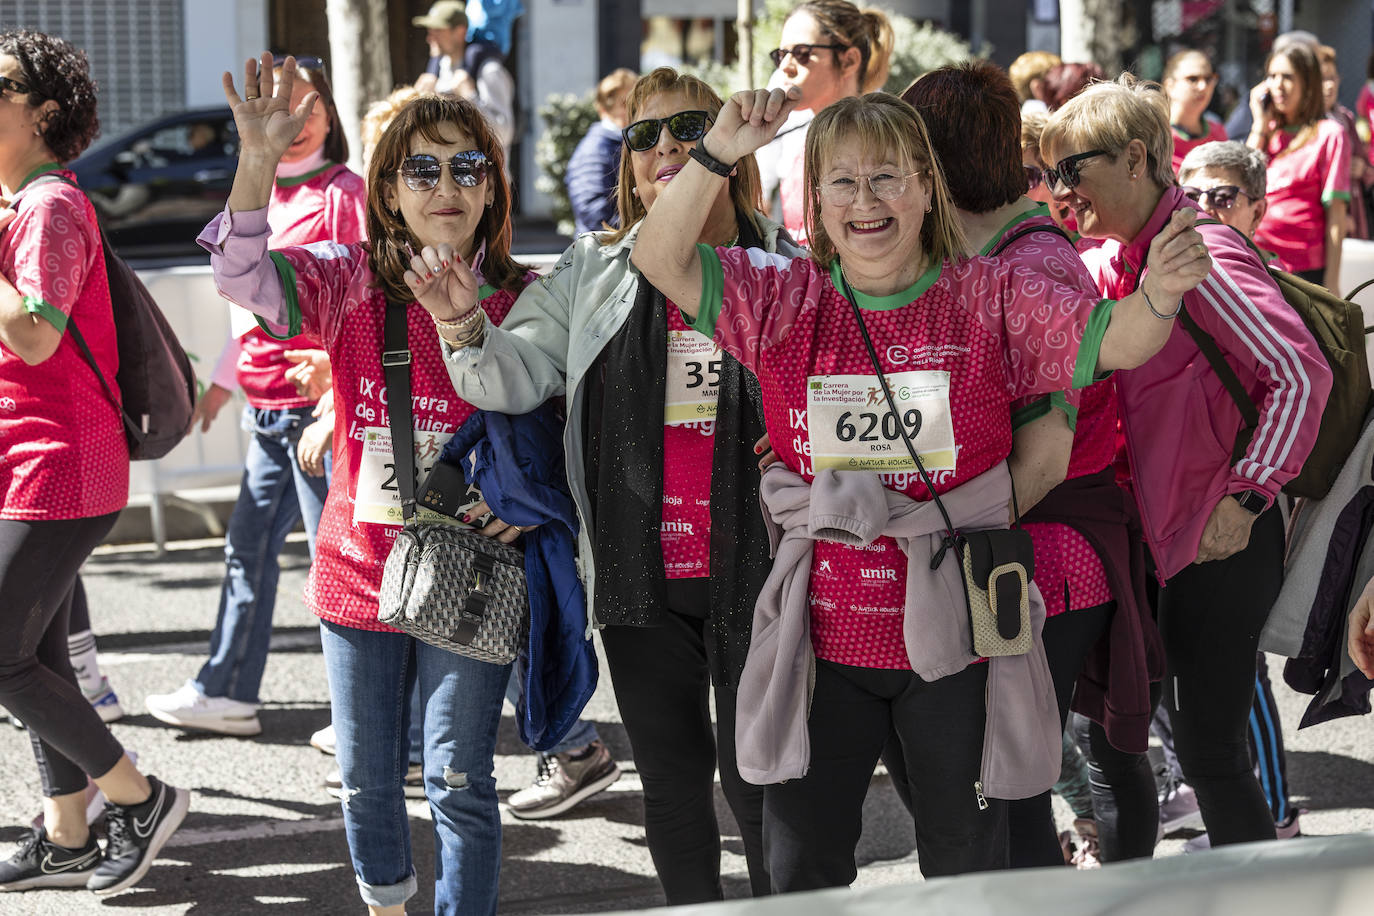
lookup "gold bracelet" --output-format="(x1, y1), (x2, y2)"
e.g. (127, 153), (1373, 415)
(438, 315), (486, 348)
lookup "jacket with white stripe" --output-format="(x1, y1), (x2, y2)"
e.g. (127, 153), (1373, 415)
(1092, 186), (1332, 581)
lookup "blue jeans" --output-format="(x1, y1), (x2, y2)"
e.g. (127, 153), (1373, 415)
(194, 405), (329, 703)
(320, 620), (509, 913)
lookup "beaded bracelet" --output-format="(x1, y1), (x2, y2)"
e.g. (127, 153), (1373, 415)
(1142, 288), (1182, 320)
(436, 312), (486, 349)
(432, 307), (483, 331)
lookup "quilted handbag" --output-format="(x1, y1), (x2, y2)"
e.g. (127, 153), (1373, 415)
(374, 302), (529, 665)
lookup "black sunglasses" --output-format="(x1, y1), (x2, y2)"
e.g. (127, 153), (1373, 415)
(1182, 184), (1252, 211)
(1042, 149), (1109, 191)
(622, 110), (711, 153)
(0, 75), (36, 98)
(1025, 164), (1043, 192)
(768, 43), (847, 68)
(399, 151), (490, 191)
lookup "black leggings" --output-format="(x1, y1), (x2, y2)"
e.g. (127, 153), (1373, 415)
(599, 579), (768, 905)
(0, 514), (123, 797)
(1072, 686), (1162, 861)
(765, 660), (1005, 892)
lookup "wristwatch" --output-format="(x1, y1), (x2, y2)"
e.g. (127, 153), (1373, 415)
(688, 142), (736, 177)
(1230, 489), (1267, 515)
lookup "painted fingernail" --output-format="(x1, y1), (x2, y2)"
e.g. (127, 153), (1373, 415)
(460, 514), (470, 523)
(754, 444), (762, 453)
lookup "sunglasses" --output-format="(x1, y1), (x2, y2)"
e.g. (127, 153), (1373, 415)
(399, 151), (490, 191)
(273, 54), (327, 75)
(0, 75), (35, 98)
(1182, 184), (1252, 211)
(1025, 164), (1044, 192)
(622, 110), (711, 152)
(1042, 149), (1109, 191)
(768, 43), (847, 68)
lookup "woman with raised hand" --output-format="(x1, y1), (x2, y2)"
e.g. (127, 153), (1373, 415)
(1042, 75), (1331, 850)
(630, 86), (1209, 889)
(442, 67), (800, 904)
(1247, 42), (1351, 288)
(0, 28), (188, 897)
(1163, 50), (1227, 175)
(200, 55), (533, 915)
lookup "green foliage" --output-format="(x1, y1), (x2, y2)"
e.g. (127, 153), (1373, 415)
(535, 92), (598, 238)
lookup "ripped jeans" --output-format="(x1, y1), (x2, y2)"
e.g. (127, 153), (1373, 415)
(320, 619), (510, 914)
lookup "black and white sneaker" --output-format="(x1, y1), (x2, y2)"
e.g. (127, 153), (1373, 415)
(85, 775), (189, 896)
(0, 827), (100, 890)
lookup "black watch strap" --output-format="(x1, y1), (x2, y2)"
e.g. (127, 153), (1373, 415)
(688, 143), (735, 177)
(1230, 489), (1267, 515)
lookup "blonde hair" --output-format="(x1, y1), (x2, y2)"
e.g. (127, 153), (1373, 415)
(362, 86), (423, 173)
(803, 92), (967, 267)
(1040, 74), (1176, 189)
(786, 1), (894, 94)
(596, 68), (637, 111)
(601, 67), (763, 246)
(1021, 108), (1049, 165)
(1008, 50), (1062, 103)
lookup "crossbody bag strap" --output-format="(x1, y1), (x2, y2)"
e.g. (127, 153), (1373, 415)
(836, 268), (965, 569)
(989, 223), (1073, 257)
(382, 302), (418, 523)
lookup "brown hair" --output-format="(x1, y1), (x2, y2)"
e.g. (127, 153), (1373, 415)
(1043, 61), (1106, 111)
(596, 68), (637, 110)
(1265, 43), (1326, 154)
(601, 67), (763, 245)
(1163, 49), (1214, 83)
(786, 1), (894, 94)
(275, 60), (348, 164)
(804, 93), (967, 267)
(365, 95), (528, 301)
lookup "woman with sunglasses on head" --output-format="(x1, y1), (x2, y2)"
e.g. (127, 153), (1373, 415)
(145, 55), (366, 739)
(1163, 50), (1227, 176)
(443, 67), (800, 903)
(761, 0), (892, 244)
(200, 56), (533, 915)
(1042, 76), (1331, 851)
(631, 86), (1209, 890)
(0, 29), (189, 896)
(903, 61), (1164, 869)
(1247, 42), (1351, 289)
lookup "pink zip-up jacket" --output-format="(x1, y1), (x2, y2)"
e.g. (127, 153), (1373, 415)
(1093, 186), (1332, 581)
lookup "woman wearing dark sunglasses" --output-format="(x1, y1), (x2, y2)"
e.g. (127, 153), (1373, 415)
(443, 67), (800, 904)
(631, 85), (1209, 891)
(1041, 76), (1331, 852)
(199, 55), (533, 915)
(760, 0), (892, 244)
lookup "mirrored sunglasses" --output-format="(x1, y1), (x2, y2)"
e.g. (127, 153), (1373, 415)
(399, 151), (490, 191)
(622, 110), (711, 152)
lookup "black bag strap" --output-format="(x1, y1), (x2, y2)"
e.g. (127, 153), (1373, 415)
(382, 302), (418, 523)
(835, 266), (1021, 571)
(989, 222), (1073, 257)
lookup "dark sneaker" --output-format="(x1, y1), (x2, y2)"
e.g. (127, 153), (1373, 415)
(86, 776), (189, 896)
(0, 827), (100, 890)
(507, 740), (621, 820)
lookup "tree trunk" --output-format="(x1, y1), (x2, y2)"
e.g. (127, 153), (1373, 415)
(1058, 0), (1135, 75)
(738, 0), (754, 90)
(325, 0), (393, 174)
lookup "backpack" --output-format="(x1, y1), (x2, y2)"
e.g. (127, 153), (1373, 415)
(1181, 219), (1372, 500)
(23, 175), (196, 460)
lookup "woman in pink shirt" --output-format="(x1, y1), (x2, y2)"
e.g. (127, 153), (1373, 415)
(1247, 42), (1351, 287)
(1164, 49), (1228, 176)
(0, 29), (188, 897)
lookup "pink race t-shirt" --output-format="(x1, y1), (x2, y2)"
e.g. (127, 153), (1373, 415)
(238, 163), (368, 408)
(1358, 83), (1374, 168)
(1170, 115), (1228, 175)
(0, 167), (128, 520)
(1254, 119), (1351, 273)
(694, 247), (1110, 668)
(661, 299), (716, 578)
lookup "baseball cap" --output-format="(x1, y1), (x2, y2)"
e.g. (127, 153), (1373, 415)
(412, 1), (467, 29)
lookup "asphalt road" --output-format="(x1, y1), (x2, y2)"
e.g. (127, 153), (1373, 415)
(1, 535), (1371, 914)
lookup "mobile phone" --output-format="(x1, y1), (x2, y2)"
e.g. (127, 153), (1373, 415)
(1260, 89), (1274, 111)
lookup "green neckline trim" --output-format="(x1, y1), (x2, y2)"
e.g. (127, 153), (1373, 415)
(828, 259), (942, 310)
(276, 162), (336, 187)
(477, 283), (497, 301)
(17, 162), (62, 192)
(979, 204), (1049, 256)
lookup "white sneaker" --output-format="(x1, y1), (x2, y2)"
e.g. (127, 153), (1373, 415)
(83, 676), (125, 723)
(145, 682), (261, 736)
(309, 724), (336, 755)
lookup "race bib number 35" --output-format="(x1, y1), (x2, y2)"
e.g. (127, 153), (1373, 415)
(353, 427), (464, 526)
(806, 371), (956, 472)
(665, 329), (722, 425)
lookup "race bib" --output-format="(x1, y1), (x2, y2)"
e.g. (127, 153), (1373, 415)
(353, 426), (468, 527)
(664, 329), (721, 425)
(806, 370), (956, 472)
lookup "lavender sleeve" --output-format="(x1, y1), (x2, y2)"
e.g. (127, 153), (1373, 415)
(197, 207), (291, 333)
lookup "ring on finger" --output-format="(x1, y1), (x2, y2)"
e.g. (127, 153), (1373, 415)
(1195, 243), (1207, 258)
(245, 93), (260, 101)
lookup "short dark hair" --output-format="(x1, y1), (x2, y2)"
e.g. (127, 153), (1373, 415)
(1043, 61), (1105, 111)
(0, 29), (99, 163)
(275, 59), (348, 164)
(902, 61), (1024, 214)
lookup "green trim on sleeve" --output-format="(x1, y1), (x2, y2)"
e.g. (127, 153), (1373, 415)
(1009, 395), (1051, 431)
(692, 242), (725, 336)
(1072, 299), (1115, 389)
(22, 294), (67, 332)
(1322, 189), (1352, 205)
(1048, 389), (1078, 432)
(256, 251), (304, 340)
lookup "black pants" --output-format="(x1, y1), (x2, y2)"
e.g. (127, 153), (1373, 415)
(764, 659), (1006, 893)
(1073, 685), (1162, 861)
(0, 513), (123, 797)
(599, 579), (768, 905)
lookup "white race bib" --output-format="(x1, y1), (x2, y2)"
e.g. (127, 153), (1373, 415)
(664, 329), (721, 425)
(352, 426), (467, 527)
(806, 370), (956, 473)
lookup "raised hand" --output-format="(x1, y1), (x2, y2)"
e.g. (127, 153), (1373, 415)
(1142, 208), (1212, 305)
(402, 243), (482, 322)
(223, 53), (319, 164)
(703, 87), (802, 165)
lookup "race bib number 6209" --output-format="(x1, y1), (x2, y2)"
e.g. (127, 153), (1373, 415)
(806, 370), (956, 472)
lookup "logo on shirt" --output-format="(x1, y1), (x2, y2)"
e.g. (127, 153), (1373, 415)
(817, 559), (834, 574)
(0, 397), (15, 412)
(662, 521), (695, 535)
(859, 567), (898, 581)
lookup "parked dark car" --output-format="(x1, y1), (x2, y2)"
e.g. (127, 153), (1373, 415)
(70, 107), (237, 263)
